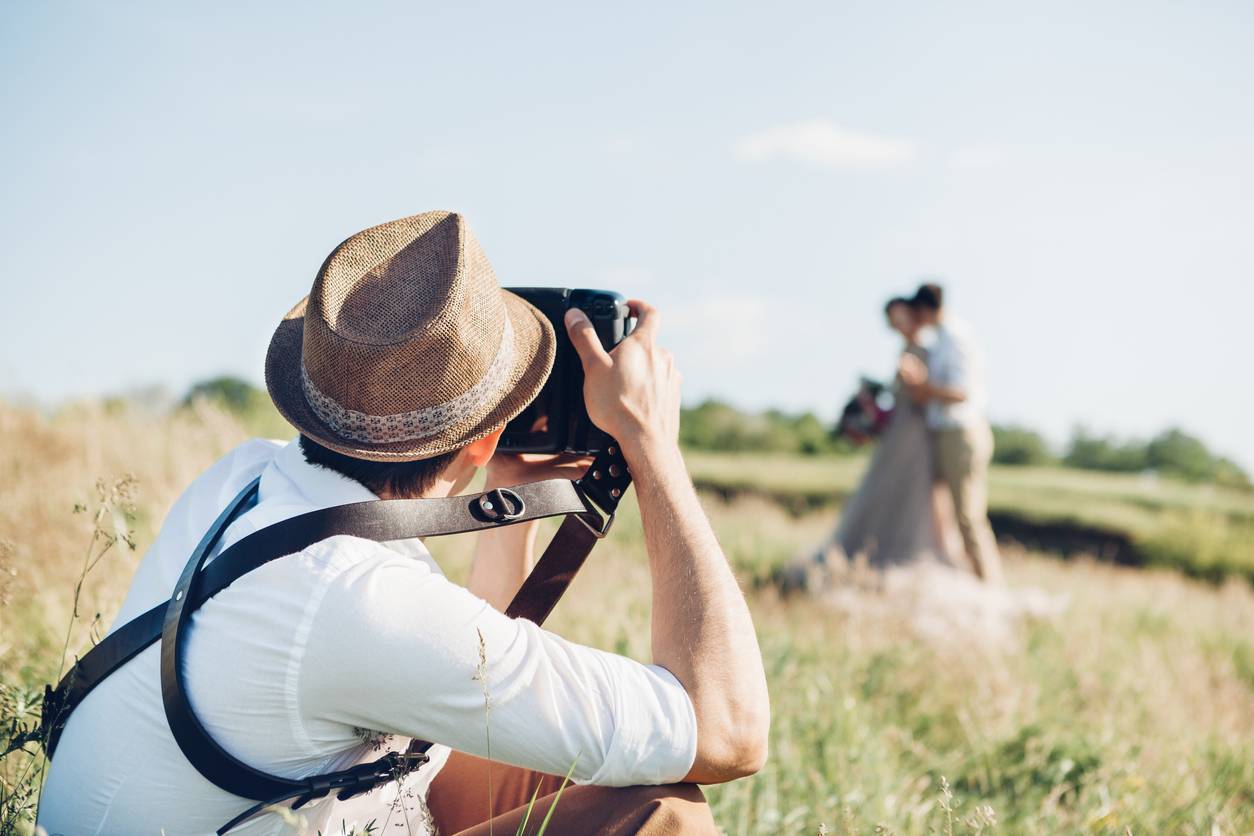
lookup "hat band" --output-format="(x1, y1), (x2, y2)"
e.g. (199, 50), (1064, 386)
(299, 317), (517, 446)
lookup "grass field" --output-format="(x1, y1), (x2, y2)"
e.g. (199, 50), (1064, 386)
(685, 451), (1254, 584)
(2, 401), (1253, 834)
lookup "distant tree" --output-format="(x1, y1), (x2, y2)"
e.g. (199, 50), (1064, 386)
(182, 376), (293, 439)
(789, 413), (833, 456)
(991, 424), (1055, 466)
(679, 399), (843, 455)
(1146, 427), (1250, 485)
(183, 376), (264, 413)
(1063, 428), (1150, 473)
(679, 399), (758, 451)
(1062, 425), (1249, 487)
(1145, 428), (1215, 482)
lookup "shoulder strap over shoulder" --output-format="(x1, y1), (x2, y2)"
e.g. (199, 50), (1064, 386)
(41, 444), (632, 834)
(41, 478), (263, 757)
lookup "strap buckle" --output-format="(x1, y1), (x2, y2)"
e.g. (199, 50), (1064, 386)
(306, 750), (431, 806)
(575, 508), (615, 539)
(475, 488), (526, 523)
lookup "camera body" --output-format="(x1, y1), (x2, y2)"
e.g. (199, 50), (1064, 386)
(500, 288), (634, 454)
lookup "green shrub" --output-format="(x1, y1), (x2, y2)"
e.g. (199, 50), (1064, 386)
(992, 425), (1055, 466)
(679, 399), (842, 456)
(1147, 428), (1250, 486)
(182, 376), (293, 439)
(1063, 428), (1150, 473)
(1064, 426), (1250, 487)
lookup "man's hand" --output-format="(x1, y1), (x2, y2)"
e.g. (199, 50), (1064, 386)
(898, 352), (928, 387)
(485, 452), (594, 490)
(470, 300), (677, 614)
(564, 301), (681, 457)
(563, 300), (771, 785)
(899, 353), (966, 405)
(898, 353), (941, 405)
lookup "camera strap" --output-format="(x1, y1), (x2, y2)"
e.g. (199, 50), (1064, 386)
(40, 445), (632, 834)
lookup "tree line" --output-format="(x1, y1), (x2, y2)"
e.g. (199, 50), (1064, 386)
(993, 424), (1249, 486)
(179, 378), (1249, 489)
(679, 398), (1248, 488)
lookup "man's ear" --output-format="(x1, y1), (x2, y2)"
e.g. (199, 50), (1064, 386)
(463, 426), (504, 468)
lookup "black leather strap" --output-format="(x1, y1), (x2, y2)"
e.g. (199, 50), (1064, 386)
(42, 475), (602, 759)
(42, 443), (633, 834)
(159, 476), (603, 804)
(505, 442), (632, 622)
(42, 480), (262, 757)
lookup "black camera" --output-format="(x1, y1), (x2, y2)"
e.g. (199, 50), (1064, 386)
(500, 288), (635, 454)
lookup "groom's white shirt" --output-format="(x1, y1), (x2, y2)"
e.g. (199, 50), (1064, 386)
(39, 439), (697, 836)
(924, 317), (988, 430)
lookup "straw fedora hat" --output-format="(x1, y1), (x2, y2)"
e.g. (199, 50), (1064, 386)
(265, 211), (556, 461)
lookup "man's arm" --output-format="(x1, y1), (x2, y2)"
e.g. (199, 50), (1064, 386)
(300, 544), (701, 787)
(918, 382), (967, 404)
(629, 438), (771, 782)
(465, 517), (537, 613)
(566, 302), (771, 784)
(467, 455), (590, 611)
(898, 351), (967, 405)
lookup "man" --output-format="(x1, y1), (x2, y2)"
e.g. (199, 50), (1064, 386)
(39, 211), (770, 835)
(899, 283), (1004, 583)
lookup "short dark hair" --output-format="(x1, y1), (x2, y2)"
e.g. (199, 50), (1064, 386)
(299, 435), (461, 498)
(884, 296), (912, 316)
(911, 283), (944, 312)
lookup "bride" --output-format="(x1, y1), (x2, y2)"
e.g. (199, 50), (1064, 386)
(789, 297), (1068, 641)
(820, 298), (963, 570)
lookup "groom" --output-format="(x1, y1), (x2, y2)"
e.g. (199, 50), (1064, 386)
(899, 283), (1004, 583)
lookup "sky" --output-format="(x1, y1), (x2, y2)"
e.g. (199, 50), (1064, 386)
(2, 1), (1252, 468)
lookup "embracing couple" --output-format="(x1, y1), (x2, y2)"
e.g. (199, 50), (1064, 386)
(825, 283), (1003, 583)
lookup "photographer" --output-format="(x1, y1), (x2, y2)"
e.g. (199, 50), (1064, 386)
(38, 211), (769, 836)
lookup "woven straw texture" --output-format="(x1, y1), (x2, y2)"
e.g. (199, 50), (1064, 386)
(265, 211), (555, 461)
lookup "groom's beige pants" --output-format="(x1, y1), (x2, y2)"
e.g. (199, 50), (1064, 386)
(934, 423), (1004, 582)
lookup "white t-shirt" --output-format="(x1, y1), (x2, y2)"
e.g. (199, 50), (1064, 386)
(39, 439), (697, 836)
(924, 318), (988, 430)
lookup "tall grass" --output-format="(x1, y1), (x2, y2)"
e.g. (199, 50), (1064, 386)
(2, 401), (1252, 834)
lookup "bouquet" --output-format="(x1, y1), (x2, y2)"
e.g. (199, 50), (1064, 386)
(836, 377), (894, 444)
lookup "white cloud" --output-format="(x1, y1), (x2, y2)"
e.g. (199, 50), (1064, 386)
(733, 120), (917, 170)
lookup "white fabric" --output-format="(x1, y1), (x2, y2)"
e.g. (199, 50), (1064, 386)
(923, 318), (988, 430)
(39, 439), (697, 836)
